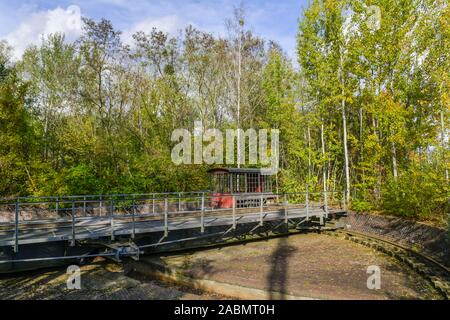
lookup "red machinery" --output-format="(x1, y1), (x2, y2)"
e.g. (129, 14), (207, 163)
(208, 168), (275, 209)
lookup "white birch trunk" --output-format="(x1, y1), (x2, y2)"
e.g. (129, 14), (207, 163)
(340, 51), (350, 204)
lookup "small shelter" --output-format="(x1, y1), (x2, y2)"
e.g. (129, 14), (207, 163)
(208, 167), (274, 194)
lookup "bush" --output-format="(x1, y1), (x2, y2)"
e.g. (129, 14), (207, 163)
(381, 165), (449, 223)
(30, 163), (102, 196)
(351, 198), (374, 213)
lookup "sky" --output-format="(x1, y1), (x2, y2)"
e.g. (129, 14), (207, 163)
(0, 0), (309, 61)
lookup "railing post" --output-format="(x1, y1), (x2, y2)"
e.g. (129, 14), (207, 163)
(196, 193), (199, 209)
(324, 190), (329, 219)
(83, 196), (86, 215)
(152, 193), (155, 215)
(232, 195), (236, 230)
(14, 199), (19, 253)
(202, 192), (205, 207)
(99, 195), (103, 216)
(284, 193), (288, 225)
(164, 197), (168, 237)
(55, 197), (59, 216)
(200, 194), (205, 233)
(110, 198), (115, 241)
(259, 194), (264, 226)
(132, 198), (136, 239)
(306, 188), (309, 221)
(178, 192), (182, 212)
(71, 201), (76, 246)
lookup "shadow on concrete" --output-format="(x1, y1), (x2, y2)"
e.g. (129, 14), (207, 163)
(180, 255), (217, 278)
(267, 236), (296, 299)
(0, 259), (104, 300)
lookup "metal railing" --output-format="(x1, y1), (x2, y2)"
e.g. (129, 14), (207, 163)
(0, 190), (346, 253)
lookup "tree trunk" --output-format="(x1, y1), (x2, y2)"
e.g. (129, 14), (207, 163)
(236, 20), (242, 168)
(441, 110), (449, 182)
(321, 122), (328, 207)
(359, 107), (363, 161)
(391, 140), (398, 181)
(43, 107), (49, 161)
(340, 52), (350, 204)
(307, 126), (312, 185)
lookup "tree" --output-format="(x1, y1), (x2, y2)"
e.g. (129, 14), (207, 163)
(0, 64), (33, 195)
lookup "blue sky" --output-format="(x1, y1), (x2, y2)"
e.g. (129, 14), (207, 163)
(0, 0), (309, 60)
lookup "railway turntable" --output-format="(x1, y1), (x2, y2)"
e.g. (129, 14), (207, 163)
(0, 169), (347, 272)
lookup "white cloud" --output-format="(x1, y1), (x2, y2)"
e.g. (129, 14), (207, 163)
(0, 1), (302, 63)
(122, 15), (184, 45)
(4, 5), (83, 60)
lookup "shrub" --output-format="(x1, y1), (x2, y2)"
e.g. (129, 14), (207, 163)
(381, 165), (449, 223)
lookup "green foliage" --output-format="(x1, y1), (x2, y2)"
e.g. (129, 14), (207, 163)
(0, 69), (34, 196)
(382, 163), (449, 222)
(351, 198), (374, 213)
(31, 163), (100, 196)
(0, 4), (448, 225)
(295, 0), (449, 223)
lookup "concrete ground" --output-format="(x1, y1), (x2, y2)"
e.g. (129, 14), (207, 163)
(0, 258), (227, 300)
(0, 233), (441, 300)
(140, 233), (441, 300)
